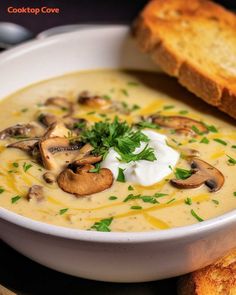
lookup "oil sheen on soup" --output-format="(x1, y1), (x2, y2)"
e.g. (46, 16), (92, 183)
(0, 70), (236, 232)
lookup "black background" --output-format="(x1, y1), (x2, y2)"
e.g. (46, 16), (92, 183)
(0, 0), (235, 294)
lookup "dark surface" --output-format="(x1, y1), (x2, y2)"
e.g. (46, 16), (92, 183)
(0, 241), (178, 295)
(0, 0), (235, 294)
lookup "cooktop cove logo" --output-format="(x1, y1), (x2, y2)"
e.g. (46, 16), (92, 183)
(7, 6), (60, 15)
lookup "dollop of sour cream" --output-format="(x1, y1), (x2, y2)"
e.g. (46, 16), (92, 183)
(101, 130), (179, 186)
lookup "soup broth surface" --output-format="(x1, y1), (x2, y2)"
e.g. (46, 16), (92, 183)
(0, 70), (236, 232)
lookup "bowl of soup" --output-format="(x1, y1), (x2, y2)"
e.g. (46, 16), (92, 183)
(0, 26), (236, 282)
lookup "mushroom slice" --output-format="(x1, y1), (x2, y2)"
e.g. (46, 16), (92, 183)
(43, 172), (56, 184)
(43, 122), (72, 139)
(0, 123), (43, 140)
(175, 128), (197, 137)
(45, 97), (74, 116)
(180, 148), (200, 159)
(72, 154), (102, 166)
(78, 91), (111, 109)
(171, 158), (225, 192)
(39, 137), (83, 170)
(27, 185), (44, 202)
(38, 113), (58, 127)
(151, 115), (208, 134)
(7, 138), (39, 152)
(57, 165), (113, 196)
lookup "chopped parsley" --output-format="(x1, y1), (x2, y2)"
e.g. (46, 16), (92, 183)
(73, 121), (86, 129)
(87, 111), (96, 115)
(103, 95), (111, 100)
(136, 121), (160, 130)
(117, 168), (126, 182)
(233, 192), (236, 197)
(179, 110), (188, 115)
(90, 217), (113, 232)
(123, 192), (166, 204)
(227, 155), (236, 165)
(191, 209), (204, 222)
(0, 187), (5, 194)
(128, 185), (134, 191)
(184, 198), (192, 205)
(212, 199), (219, 205)
(109, 196), (117, 200)
(89, 163), (101, 173)
(11, 195), (21, 204)
(80, 117), (156, 163)
(163, 105), (174, 110)
(121, 89), (129, 96)
(12, 162), (19, 168)
(130, 206), (142, 210)
(23, 162), (33, 172)
(174, 168), (192, 180)
(205, 124), (218, 133)
(213, 138), (227, 146)
(21, 108), (28, 113)
(189, 139), (197, 143)
(166, 198), (175, 204)
(232, 145), (236, 149)
(200, 137), (209, 144)
(191, 125), (203, 135)
(59, 208), (68, 215)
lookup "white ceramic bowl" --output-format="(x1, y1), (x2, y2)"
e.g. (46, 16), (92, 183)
(0, 26), (236, 282)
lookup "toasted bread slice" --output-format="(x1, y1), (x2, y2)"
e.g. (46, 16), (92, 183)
(178, 249), (236, 295)
(134, 0), (236, 119)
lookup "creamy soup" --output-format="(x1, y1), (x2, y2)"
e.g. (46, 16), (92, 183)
(0, 70), (236, 232)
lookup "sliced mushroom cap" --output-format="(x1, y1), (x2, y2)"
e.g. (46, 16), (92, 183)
(57, 165), (113, 196)
(38, 113), (58, 127)
(45, 97), (74, 117)
(72, 154), (102, 166)
(175, 128), (197, 137)
(39, 137), (83, 170)
(27, 185), (44, 202)
(180, 148), (200, 159)
(171, 158), (225, 192)
(43, 122), (72, 139)
(78, 91), (111, 109)
(0, 123), (44, 140)
(7, 138), (39, 153)
(151, 115), (208, 135)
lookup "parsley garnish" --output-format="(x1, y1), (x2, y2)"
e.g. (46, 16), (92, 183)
(189, 139), (197, 143)
(0, 187), (5, 194)
(191, 209), (204, 222)
(89, 163), (101, 173)
(21, 108), (28, 113)
(130, 206), (142, 210)
(121, 89), (129, 96)
(73, 122), (86, 129)
(213, 138), (227, 146)
(11, 195), (21, 204)
(191, 125), (203, 135)
(185, 198), (192, 205)
(81, 117), (156, 163)
(232, 145), (236, 149)
(200, 137), (209, 144)
(179, 110), (188, 115)
(136, 121), (160, 129)
(174, 168), (192, 180)
(109, 196), (117, 200)
(163, 105), (174, 110)
(103, 95), (111, 100)
(90, 217), (113, 232)
(12, 162), (19, 168)
(117, 168), (126, 182)
(87, 111), (96, 115)
(59, 208), (68, 215)
(234, 192), (236, 197)
(212, 199), (219, 205)
(23, 162), (33, 172)
(227, 155), (236, 165)
(128, 185), (134, 191)
(123, 192), (165, 204)
(205, 124), (218, 133)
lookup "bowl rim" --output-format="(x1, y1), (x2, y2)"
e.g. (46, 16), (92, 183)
(0, 25), (235, 244)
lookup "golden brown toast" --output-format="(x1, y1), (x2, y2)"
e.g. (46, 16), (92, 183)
(134, 0), (236, 119)
(178, 249), (236, 295)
